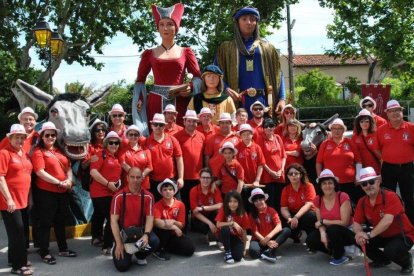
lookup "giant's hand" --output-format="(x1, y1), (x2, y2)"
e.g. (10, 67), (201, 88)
(226, 88), (242, 102)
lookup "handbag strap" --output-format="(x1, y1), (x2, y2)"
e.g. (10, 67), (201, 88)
(223, 163), (238, 183)
(360, 134), (380, 166)
(44, 149), (68, 173)
(120, 189), (145, 229)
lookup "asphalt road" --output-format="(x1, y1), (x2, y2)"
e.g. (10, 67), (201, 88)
(0, 223), (406, 276)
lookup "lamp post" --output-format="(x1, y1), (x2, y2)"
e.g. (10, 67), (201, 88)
(33, 17), (64, 94)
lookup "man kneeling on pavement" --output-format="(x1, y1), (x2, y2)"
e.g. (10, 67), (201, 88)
(110, 167), (160, 272)
(354, 167), (414, 274)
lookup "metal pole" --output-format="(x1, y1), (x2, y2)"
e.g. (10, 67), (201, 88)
(49, 47), (53, 94)
(287, 5), (294, 103)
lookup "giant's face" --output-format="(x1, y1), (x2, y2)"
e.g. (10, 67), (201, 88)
(237, 14), (257, 37)
(158, 18), (176, 39)
(48, 99), (91, 159)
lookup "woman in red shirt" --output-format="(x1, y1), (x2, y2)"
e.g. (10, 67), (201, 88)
(283, 119), (304, 168)
(280, 163), (316, 243)
(0, 124), (33, 275)
(90, 131), (122, 255)
(274, 104), (296, 136)
(216, 191), (250, 264)
(352, 109), (381, 174)
(256, 118), (286, 212)
(248, 188), (291, 263)
(31, 122), (77, 265)
(316, 118), (363, 204)
(119, 125), (152, 190)
(306, 169), (354, 265)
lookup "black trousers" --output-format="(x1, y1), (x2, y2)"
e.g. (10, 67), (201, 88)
(382, 162), (414, 225)
(182, 179), (199, 229)
(285, 210), (317, 238)
(153, 228), (195, 256)
(364, 235), (413, 268)
(262, 183), (286, 214)
(112, 232), (159, 272)
(339, 182), (365, 206)
(34, 189), (70, 256)
(1, 210), (28, 270)
(91, 196), (114, 249)
(249, 227), (291, 259)
(219, 227), (244, 262)
(191, 211), (217, 235)
(306, 224), (355, 259)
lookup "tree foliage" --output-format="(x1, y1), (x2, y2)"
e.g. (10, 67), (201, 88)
(318, 0), (414, 83)
(294, 69), (342, 103)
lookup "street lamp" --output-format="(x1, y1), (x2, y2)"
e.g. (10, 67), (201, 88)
(33, 17), (64, 94)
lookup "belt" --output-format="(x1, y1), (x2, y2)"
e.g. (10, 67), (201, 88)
(383, 161), (413, 167)
(240, 88), (265, 97)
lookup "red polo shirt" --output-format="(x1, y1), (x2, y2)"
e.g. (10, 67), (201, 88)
(154, 198), (186, 229)
(216, 207), (250, 239)
(236, 142), (265, 184)
(377, 121), (414, 164)
(0, 146), (32, 210)
(218, 159), (245, 194)
(164, 123), (183, 136)
(31, 147), (70, 193)
(119, 146), (152, 189)
(283, 136), (304, 168)
(197, 124), (220, 141)
(255, 133), (286, 184)
(174, 129), (205, 180)
(274, 123), (284, 136)
(354, 190), (414, 241)
(111, 186), (154, 228)
(281, 182), (316, 213)
(204, 132), (240, 177)
(373, 114), (387, 128)
(146, 134), (182, 181)
(84, 142), (104, 163)
(249, 206), (281, 240)
(190, 184), (222, 212)
(248, 119), (263, 141)
(351, 133), (381, 174)
(316, 138), (361, 184)
(90, 151), (122, 198)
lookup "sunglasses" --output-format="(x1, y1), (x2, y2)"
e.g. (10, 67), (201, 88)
(360, 179), (376, 187)
(128, 132), (140, 137)
(253, 108), (263, 111)
(95, 128), (106, 133)
(107, 141), (120, 146)
(111, 114), (124, 118)
(44, 133), (56, 138)
(288, 172), (300, 176)
(200, 176), (212, 180)
(152, 123), (165, 127)
(362, 104), (374, 108)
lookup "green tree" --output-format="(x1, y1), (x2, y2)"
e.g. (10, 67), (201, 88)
(318, 0), (414, 83)
(294, 69), (342, 103)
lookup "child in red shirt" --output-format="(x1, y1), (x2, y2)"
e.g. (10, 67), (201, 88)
(248, 188), (291, 263)
(216, 191), (250, 264)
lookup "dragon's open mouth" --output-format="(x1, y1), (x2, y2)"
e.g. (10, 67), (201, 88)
(64, 142), (88, 160)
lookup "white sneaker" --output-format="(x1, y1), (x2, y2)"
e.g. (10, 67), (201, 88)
(217, 242), (225, 251)
(136, 258), (147, 266)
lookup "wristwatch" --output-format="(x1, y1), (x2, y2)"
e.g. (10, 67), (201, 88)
(366, 232), (371, 240)
(144, 232), (150, 237)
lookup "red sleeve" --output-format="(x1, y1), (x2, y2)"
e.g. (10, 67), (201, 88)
(280, 186), (288, 207)
(31, 148), (45, 172)
(111, 191), (123, 216)
(339, 191), (351, 205)
(177, 201), (186, 226)
(0, 138), (9, 151)
(249, 214), (258, 234)
(256, 145), (266, 165)
(271, 208), (281, 224)
(145, 192), (154, 217)
(214, 189), (223, 203)
(90, 152), (104, 171)
(153, 201), (163, 219)
(236, 162), (245, 181)
(145, 149), (153, 170)
(136, 50), (152, 82)
(118, 148), (127, 164)
(0, 149), (11, 176)
(189, 186), (198, 210)
(275, 135), (287, 159)
(353, 196), (367, 224)
(349, 139), (362, 163)
(305, 183), (316, 202)
(316, 140), (327, 163)
(313, 195), (321, 209)
(171, 136), (183, 157)
(215, 207), (225, 222)
(184, 48), (201, 77)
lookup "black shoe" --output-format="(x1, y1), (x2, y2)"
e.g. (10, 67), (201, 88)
(260, 249), (276, 263)
(401, 265), (413, 275)
(369, 260), (391, 268)
(153, 250), (170, 261)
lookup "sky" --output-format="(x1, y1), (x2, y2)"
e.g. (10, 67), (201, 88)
(30, 0), (335, 92)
